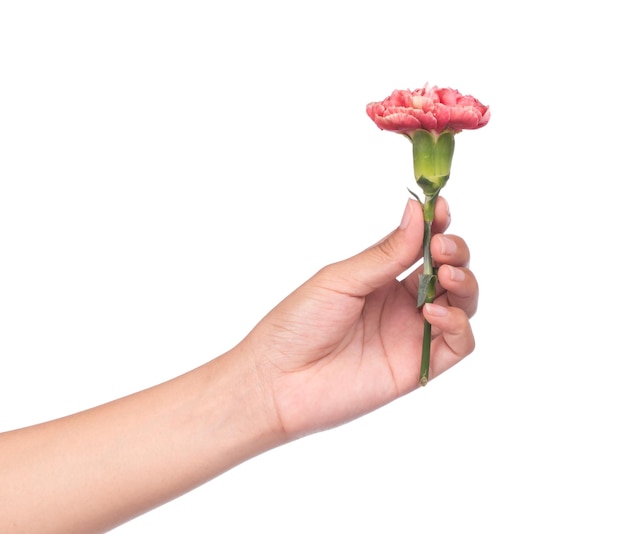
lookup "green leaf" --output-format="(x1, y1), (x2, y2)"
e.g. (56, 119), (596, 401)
(417, 273), (437, 308)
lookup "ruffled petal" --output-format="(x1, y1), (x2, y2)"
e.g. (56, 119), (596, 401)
(367, 84), (489, 136)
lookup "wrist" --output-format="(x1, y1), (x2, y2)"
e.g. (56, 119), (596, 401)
(204, 343), (288, 464)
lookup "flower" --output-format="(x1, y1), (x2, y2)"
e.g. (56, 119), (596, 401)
(366, 84), (489, 387)
(366, 84), (490, 136)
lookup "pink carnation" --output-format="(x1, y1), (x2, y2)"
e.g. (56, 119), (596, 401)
(366, 84), (490, 136)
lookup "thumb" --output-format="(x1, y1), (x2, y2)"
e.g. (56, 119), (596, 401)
(321, 199), (426, 297)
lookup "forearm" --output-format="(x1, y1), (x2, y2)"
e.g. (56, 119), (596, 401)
(0, 346), (283, 533)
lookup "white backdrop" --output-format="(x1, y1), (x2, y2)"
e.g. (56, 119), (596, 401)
(1, 1), (624, 532)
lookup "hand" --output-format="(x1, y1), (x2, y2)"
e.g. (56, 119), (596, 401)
(240, 198), (479, 439)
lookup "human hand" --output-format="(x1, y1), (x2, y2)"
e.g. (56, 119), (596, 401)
(239, 198), (478, 440)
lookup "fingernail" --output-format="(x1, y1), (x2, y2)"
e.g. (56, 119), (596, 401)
(437, 235), (457, 256)
(400, 199), (413, 229)
(424, 303), (448, 317)
(447, 265), (465, 282)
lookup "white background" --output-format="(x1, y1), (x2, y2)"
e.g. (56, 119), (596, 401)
(1, 1), (625, 532)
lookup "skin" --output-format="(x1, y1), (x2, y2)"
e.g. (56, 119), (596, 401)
(0, 197), (478, 533)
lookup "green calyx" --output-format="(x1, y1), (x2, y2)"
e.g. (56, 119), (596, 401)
(412, 130), (455, 197)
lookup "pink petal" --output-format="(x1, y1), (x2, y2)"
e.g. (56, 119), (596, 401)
(376, 112), (422, 133)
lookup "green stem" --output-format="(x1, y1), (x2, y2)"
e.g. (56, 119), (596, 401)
(419, 194), (438, 386)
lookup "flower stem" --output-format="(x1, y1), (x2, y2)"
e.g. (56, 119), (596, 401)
(419, 194), (438, 386)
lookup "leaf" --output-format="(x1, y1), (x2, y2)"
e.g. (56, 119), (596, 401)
(417, 273), (437, 308)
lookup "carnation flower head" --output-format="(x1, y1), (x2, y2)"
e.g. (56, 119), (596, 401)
(366, 83), (490, 138)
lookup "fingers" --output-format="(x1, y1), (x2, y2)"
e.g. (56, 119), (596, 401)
(422, 303), (475, 378)
(431, 233), (478, 318)
(402, 232), (478, 317)
(316, 198), (424, 297)
(430, 233), (470, 268)
(319, 196), (452, 297)
(436, 264), (478, 318)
